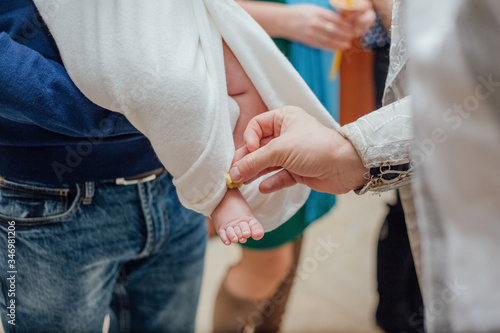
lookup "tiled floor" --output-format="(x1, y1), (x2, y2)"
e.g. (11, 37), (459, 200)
(196, 191), (396, 333)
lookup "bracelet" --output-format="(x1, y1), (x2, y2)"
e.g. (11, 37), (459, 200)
(225, 173), (242, 189)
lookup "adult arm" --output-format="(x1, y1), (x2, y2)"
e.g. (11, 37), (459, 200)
(230, 96), (413, 194)
(370, 0), (393, 32)
(236, 0), (375, 51)
(0, 32), (138, 137)
(338, 95), (413, 193)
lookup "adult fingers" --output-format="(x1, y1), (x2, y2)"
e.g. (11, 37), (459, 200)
(242, 166), (282, 186)
(260, 136), (274, 147)
(233, 143), (281, 184)
(321, 24), (354, 47)
(322, 9), (353, 32)
(233, 136), (274, 165)
(321, 11), (355, 41)
(243, 109), (285, 152)
(258, 169), (298, 194)
(233, 145), (250, 164)
(232, 147), (281, 185)
(322, 36), (352, 51)
(350, 9), (376, 36)
(229, 141), (281, 184)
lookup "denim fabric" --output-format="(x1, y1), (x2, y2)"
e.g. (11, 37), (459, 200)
(0, 172), (207, 333)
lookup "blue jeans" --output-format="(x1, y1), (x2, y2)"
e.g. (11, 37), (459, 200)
(0, 173), (207, 333)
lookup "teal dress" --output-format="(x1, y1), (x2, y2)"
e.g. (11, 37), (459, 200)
(242, 0), (339, 249)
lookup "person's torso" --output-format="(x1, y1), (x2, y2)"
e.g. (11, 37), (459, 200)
(0, 0), (163, 184)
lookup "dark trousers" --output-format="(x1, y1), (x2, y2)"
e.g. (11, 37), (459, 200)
(373, 44), (425, 333)
(376, 194), (425, 333)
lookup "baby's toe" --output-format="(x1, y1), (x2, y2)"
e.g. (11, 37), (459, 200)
(233, 226), (247, 244)
(249, 219), (265, 240)
(233, 225), (243, 239)
(239, 222), (252, 238)
(226, 227), (239, 243)
(218, 229), (231, 246)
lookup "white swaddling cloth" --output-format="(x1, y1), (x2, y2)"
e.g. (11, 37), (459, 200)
(34, 0), (340, 232)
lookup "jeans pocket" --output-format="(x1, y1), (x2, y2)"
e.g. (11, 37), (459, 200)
(0, 177), (82, 226)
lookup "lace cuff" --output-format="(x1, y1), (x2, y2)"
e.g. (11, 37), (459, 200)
(356, 163), (413, 194)
(338, 96), (413, 194)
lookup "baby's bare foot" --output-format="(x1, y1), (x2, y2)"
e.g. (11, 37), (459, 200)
(211, 189), (264, 245)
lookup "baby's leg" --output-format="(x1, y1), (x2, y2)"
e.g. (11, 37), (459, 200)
(211, 42), (268, 245)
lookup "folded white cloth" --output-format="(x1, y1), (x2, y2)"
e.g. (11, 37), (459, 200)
(34, 0), (339, 231)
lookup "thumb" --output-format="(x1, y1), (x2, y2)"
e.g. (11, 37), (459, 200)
(229, 140), (280, 184)
(259, 169), (298, 193)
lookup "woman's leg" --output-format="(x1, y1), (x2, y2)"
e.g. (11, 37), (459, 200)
(227, 244), (294, 300)
(213, 238), (303, 333)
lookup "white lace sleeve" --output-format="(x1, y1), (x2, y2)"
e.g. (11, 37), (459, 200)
(338, 95), (413, 194)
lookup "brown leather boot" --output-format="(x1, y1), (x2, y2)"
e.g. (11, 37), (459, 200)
(254, 237), (303, 333)
(212, 237), (303, 333)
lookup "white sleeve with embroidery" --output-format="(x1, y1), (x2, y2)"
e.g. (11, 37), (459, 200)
(339, 96), (413, 193)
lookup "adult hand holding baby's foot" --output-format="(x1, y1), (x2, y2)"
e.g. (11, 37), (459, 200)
(211, 189), (265, 246)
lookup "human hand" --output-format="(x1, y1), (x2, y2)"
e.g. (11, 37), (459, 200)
(344, 4), (377, 38)
(229, 106), (368, 195)
(282, 4), (356, 51)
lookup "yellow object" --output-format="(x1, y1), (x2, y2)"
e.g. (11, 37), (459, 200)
(226, 173), (242, 189)
(329, 50), (343, 79)
(328, 0), (367, 79)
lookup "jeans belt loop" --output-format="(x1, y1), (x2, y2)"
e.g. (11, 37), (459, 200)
(83, 181), (95, 205)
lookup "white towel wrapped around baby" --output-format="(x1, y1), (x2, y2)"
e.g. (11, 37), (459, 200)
(34, 0), (339, 232)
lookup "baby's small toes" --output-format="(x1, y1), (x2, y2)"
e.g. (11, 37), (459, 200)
(226, 227), (238, 243)
(219, 229), (231, 246)
(239, 237), (247, 244)
(233, 226), (243, 240)
(249, 219), (265, 240)
(239, 222), (251, 238)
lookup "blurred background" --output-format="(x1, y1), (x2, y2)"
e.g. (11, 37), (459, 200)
(197, 191), (394, 333)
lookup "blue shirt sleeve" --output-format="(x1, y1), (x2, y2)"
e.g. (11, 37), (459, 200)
(0, 31), (139, 138)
